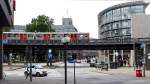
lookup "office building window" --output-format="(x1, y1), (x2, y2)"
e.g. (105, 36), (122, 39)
(122, 21), (129, 27)
(121, 7), (130, 19)
(130, 5), (144, 14)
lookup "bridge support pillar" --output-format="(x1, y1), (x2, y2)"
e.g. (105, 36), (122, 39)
(113, 50), (116, 62)
(98, 50), (103, 63)
(130, 50), (135, 67)
(107, 52), (110, 68)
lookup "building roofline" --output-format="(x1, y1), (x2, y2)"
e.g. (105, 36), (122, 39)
(98, 1), (149, 17)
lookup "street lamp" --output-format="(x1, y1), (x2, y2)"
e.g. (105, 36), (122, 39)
(25, 39), (32, 81)
(61, 35), (70, 84)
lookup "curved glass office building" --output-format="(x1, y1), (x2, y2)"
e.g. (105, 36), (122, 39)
(98, 1), (149, 67)
(98, 1), (148, 39)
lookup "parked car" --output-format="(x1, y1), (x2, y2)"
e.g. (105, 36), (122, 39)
(67, 56), (75, 63)
(95, 63), (101, 68)
(76, 59), (81, 63)
(24, 64), (48, 77)
(95, 62), (108, 71)
(90, 63), (95, 67)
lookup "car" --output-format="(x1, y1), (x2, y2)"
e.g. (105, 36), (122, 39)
(90, 63), (95, 67)
(95, 63), (101, 68)
(24, 64), (48, 77)
(76, 59), (81, 63)
(67, 56), (75, 63)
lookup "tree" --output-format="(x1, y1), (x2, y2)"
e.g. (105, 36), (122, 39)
(26, 15), (59, 67)
(26, 15), (55, 32)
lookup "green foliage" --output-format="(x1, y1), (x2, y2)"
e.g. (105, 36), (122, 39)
(26, 15), (55, 32)
(26, 15), (60, 63)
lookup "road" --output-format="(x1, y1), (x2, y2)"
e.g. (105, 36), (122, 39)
(1, 66), (150, 84)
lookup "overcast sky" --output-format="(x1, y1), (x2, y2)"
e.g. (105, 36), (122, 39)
(14, 0), (150, 38)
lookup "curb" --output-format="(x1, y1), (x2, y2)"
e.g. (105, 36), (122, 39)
(54, 66), (90, 68)
(90, 68), (136, 76)
(90, 69), (113, 75)
(5, 67), (24, 71)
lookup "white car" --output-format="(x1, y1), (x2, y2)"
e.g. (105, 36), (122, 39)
(76, 59), (81, 63)
(24, 64), (48, 77)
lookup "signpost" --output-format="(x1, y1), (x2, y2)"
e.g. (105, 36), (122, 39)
(72, 53), (76, 84)
(29, 46), (32, 81)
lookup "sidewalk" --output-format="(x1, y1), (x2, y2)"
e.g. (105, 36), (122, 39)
(3, 66), (23, 71)
(3, 62), (90, 71)
(91, 67), (150, 78)
(53, 62), (90, 68)
(3, 63), (25, 71)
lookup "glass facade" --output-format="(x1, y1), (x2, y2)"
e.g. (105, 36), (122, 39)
(98, 2), (147, 39)
(98, 1), (149, 68)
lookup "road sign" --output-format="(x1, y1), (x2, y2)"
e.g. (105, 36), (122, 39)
(140, 42), (145, 49)
(48, 49), (52, 53)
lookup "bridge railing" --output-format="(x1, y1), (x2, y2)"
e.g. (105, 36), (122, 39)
(88, 38), (134, 45)
(135, 38), (150, 44)
(3, 38), (150, 45)
(3, 39), (89, 45)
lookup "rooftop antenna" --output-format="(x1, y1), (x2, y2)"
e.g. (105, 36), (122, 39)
(66, 9), (69, 18)
(66, 9), (72, 18)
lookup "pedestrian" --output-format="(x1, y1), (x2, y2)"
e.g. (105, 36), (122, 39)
(25, 71), (29, 79)
(92, 57), (96, 63)
(87, 57), (90, 63)
(123, 60), (126, 66)
(3, 72), (6, 80)
(127, 60), (130, 67)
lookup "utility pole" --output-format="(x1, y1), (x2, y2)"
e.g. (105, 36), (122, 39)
(29, 46), (32, 81)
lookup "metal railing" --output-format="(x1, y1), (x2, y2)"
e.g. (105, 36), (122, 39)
(3, 38), (150, 45)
